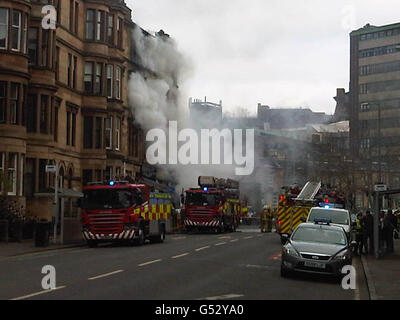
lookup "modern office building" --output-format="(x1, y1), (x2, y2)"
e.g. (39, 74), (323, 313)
(350, 22), (400, 164)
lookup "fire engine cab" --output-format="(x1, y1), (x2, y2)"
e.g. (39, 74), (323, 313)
(79, 181), (171, 247)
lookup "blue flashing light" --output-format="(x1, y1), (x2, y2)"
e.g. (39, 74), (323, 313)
(203, 187), (208, 191)
(109, 181), (115, 186)
(324, 205), (330, 209)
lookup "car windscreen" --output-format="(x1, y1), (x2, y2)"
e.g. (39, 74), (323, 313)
(292, 227), (347, 245)
(308, 209), (349, 225)
(82, 188), (144, 210)
(185, 192), (223, 207)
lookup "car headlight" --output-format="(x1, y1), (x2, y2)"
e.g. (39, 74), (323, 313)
(283, 244), (299, 257)
(333, 250), (351, 261)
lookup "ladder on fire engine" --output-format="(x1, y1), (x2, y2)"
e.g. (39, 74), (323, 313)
(295, 181), (321, 202)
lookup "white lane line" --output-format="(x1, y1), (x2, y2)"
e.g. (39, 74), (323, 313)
(199, 294), (244, 301)
(195, 246), (211, 251)
(10, 286), (66, 300)
(230, 239), (239, 243)
(215, 242), (227, 246)
(138, 259), (162, 267)
(88, 270), (124, 281)
(172, 236), (187, 240)
(244, 236), (254, 239)
(172, 253), (189, 259)
(218, 236), (231, 239)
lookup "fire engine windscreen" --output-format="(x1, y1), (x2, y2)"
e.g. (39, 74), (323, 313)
(82, 189), (144, 210)
(185, 192), (223, 207)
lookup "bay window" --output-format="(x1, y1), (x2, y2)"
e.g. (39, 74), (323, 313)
(0, 8), (8, 49)
(86, 9), (95, 40)
(0, 81), (5, 123)
(115, 117), (121, 151)
(116, 66), (121, 100)
(8, 153), (17, 196)
(105, 116), (113, 150)
(10, 83), (19, 125)
(84, 62), (94, 93)
(107, 65), (113, 98)
(11, 10), (21, 51)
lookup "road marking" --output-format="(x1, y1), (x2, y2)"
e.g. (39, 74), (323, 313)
(172, 253), (189, 259)
(215, 242), (227, 246)
(172, 236), (187, 240)
(199, 294), (244, 300)
(244, 236), (254, 239)
(218, 236), (231, 239)
(195, 246), (211, 251)
(256, 235), (263, 237)
(230, 239), (239, 243)
(88, 270), (124, 280)
(10, 286), (66, 300)
(138, 259), (162, 267)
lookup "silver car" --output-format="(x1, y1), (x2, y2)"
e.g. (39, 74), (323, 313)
(280, 220), (355, 278)
(307, 207), (352, 236)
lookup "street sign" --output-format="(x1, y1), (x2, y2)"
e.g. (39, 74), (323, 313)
(46, 165), (57, 173)
(374, 184), (388, 192)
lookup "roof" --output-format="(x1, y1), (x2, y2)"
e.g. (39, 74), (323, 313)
(351, 22), (400, 36)
(308, 121), (349, 133)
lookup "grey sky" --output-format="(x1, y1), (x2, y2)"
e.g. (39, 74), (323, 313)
(127, 0), (400, 115)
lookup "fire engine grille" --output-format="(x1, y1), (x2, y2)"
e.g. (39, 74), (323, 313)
(87, 213), (125, 234)
(190, 209), (213, 215)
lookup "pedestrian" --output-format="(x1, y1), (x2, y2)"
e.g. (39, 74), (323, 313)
(260, 207), (267, 233)
(384, 210), (398, 253)
(355, 213), (364, 255)
(362, 210), (374, 254)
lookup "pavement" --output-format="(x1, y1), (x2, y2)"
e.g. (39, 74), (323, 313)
(0, 226), (369, 300)
(0, 239), (85, 258)
(361, 238), (400, 300)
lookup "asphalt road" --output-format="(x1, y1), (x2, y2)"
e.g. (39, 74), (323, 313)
(0, 227), (369, 300)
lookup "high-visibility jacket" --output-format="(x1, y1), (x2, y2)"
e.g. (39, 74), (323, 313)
(356, 218), (363, 235)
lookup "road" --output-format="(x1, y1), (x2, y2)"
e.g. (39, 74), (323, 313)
(0, 227), (369, 300)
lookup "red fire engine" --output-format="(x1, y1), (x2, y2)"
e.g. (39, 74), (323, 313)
(181, 176), (243, 233)
(79, 181), (171, 247)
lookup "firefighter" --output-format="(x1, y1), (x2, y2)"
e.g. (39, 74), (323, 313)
(355, 213), (364, 256)
(260, 208), (267, 233)
(265, 206), (273, 233)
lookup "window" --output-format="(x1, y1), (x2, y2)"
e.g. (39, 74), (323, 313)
(83, 116), (94, 149)
(41, 30), (50, 67)
(105, 116), (113, 149)
(115, 66), (121, 100)
(27, 94), (37, 133)
(95, 117), (102, 149)
(96, 11), (105, 41)
(94, 63), (103, 95)
(11, 10), (21, 51)
(0, 152), (4, 193)
(73, 56), (77, 89)
(19, 154), (24, 196)
(86, 9), (95, 40)
(66, 111), (71, 145)
(74, 2), (79, 34)
(54, 102), (59, 142)
(10, 83), (19, 125)
(0, 81), (5, 123)
(115, 117), (121, 151)
(69, 0), (74, 32)
(84, 62), (94, 93)
(22, 13), (27, 53)
(68, 53), (72, 87)
(107, 65), (113, 98)
(0, 8), (8, 49)
(40, 95), (49, 134)
(71, 112), (76, 146)
(28, 27), (38, 65)
(8, 153), (17, 196)
(107, 14), (114, 45)
(117, 17), (123, 47)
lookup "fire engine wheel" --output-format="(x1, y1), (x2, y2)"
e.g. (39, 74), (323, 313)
(150, 225), (166, 244)
(134, 228), (145, 246)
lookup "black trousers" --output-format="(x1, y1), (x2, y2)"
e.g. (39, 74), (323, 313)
(363, 233), (374, 253)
